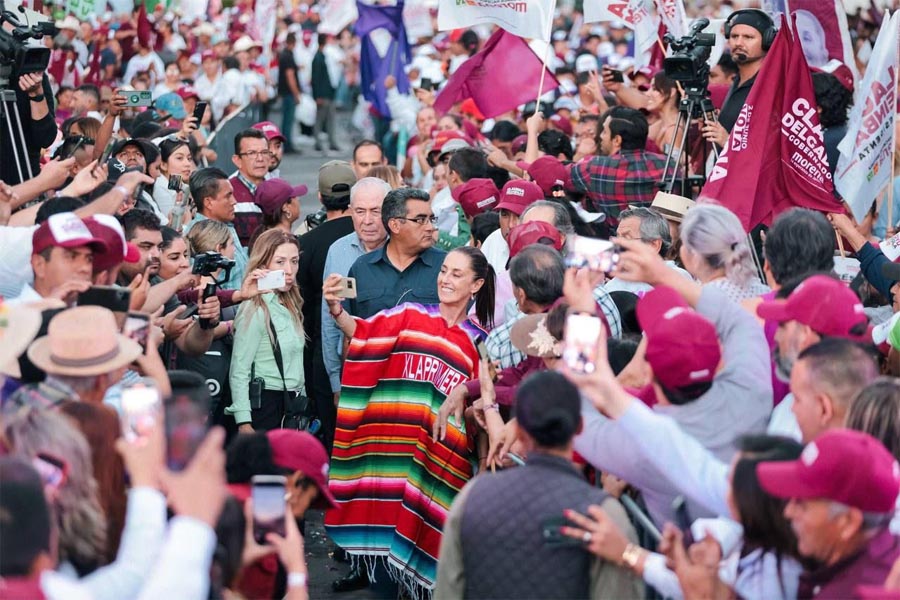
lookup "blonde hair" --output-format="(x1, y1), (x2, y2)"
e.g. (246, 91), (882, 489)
(240, 228), (304, 336)
(367, 164), (403, 189)
(186, 219), (232, 255)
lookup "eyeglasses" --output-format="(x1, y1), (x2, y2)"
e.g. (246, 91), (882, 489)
(238, 150), (273, 160)
(395, 215), (438, 226)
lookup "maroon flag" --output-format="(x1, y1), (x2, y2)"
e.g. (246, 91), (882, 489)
(699, 15), (841, 231)
(136, 2), (153, 50)
(433, 29), (559, 119)
(85, 42), (102, 86)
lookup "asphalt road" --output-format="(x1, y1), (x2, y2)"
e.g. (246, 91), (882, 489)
(272, 109), (381, 599)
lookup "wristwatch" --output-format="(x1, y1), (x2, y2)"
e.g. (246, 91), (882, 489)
(287, 572), (307, 588)
(29, 94), (45, 102)
(621, 543), (643, 569)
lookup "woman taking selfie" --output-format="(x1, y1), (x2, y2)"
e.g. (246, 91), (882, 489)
(322, 244), (494, 598)
(152, 136), (196, 227)
(229, 229), (305, 433)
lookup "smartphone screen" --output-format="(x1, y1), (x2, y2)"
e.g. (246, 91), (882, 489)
(120, 378), (162, 442)
(98, 138), (117, 165)
(257, 269), (286, 291)
(563, 313), (602, 374)
(165, 386), (210, 471)
(192, 101), (208, 124)
(564, 235), (620, 273)
(122, 312), (150, 352)
(252, 475), (287, 543)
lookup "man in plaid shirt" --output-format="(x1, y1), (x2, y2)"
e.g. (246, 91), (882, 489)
(569, 107), (667, 228)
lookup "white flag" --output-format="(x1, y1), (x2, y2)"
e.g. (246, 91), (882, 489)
(654, 0), (687, 39)
(835, 10), (899, 222)
(437, 0), (556, 42)
(584, 0), (659, 68)
(319, 0), (359, 36)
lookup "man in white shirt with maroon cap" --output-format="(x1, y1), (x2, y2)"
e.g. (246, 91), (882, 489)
(10, 212), (107, 306)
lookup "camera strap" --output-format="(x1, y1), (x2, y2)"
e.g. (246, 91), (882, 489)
(263, 314), (289, 394)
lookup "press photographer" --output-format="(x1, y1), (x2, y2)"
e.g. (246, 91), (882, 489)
(0, 1), (57, 184)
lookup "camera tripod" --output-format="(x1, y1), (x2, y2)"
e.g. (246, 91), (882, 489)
(0, 64), (36, 183)
(658, 86), (719, 199)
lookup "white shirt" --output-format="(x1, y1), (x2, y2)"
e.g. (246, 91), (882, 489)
(481, 228), (509, 275)
(767, 393), (802, 441)
(0, 224), (38, 299)
(432, 186), (459, 235)
(123, 52), (166, 87)
(8, 282), (43, 306)
(604, 261), (693, 295)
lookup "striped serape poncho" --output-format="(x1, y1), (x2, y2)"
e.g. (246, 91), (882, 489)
(325, 303), (484, 596)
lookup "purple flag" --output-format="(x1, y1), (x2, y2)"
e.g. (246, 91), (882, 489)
(433, 29), (560, 119)
(356, 1), (411, 119)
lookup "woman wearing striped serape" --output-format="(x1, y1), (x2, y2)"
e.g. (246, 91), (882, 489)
(322, 246), (495, 598)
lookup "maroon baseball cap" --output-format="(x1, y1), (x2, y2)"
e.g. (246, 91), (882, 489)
(84, 215), (141, 273)
(253, 178), (308, 217)
(510, 134), (528, 155)
(175, 85), (199, 101)
(32, 212), (107, 256)
(452, 178), (499, 218)
(637, 286), (721, 390)
(266, 429), (337, 509)
(201, 49), (218, 62)
(507, 221), (564, 260)
(252, 121), (286, 143)
(517, 156), (569, 197)
(756, 275), (868, 340)
(430, 130), (472, 157)
(496, 180), (544, 215)
(757, 429), (900, 513)
(548, 113), (573, 137)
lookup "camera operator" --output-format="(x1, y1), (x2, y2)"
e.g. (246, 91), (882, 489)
(702, 10), (776, 147)
(1, 71), (57, 185)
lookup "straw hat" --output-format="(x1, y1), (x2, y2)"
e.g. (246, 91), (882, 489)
(649, 192), (695, 223)
(27, 306), (143, 377)
(0, 303), (43, 378)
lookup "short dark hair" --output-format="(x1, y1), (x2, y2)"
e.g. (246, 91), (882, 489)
(381, 187), (430, 231)
(0, 457), (52, 576)
(472, 211), (499, 245)
(509, 244), (564, 306)
(600, 106), (649, 151)
(234, 128), (266, 156)
(764, 208), (835, 285)
(798, 338), (879, 412)
(118, 208), (161, 241)
(353, 139), (383, 163)
(538, 129), (574, 160)
(190, 167), (229, 215)
(716, 52), (738, 77)
(36, 197), (86, 224)
(223, 56), (239, 70)
(448, 147), (487, 183)
(317, 33), (328, 47)
(514, 371), (581, 448)
(489, 120), (521, 143)
(76, 84), (100, 105)
(160, 226), (183, 252)
(812, 72), (853, 129)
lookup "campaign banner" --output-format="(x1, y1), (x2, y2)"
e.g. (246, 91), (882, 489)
(835, 10), (898, 222)
(67, 0), (94, 21)
(584, 0), (658, 67)
(255, 0), (277, 58)
(700, 16), (839, 231)
(404, 0), (435, 41)
(438, 0), (556, 42)
(786, 0), (859, 85)
(881, 229), (900, 262)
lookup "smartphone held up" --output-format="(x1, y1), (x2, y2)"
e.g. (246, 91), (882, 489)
(252, 475), (287, 543)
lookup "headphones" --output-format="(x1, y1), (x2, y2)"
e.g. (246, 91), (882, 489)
(724, 9), (778, 52)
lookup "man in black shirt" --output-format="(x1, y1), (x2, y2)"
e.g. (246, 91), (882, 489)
(277, 33), (302, 154)
(297, 161), (357, 448)
(703, 10), (776, 147)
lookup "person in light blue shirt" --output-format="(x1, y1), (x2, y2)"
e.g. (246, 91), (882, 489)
(184, 167), (248, 290)
(321, 178), (390, 412)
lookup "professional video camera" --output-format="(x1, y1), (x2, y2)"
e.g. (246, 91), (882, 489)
(663, 18), (716, 88)
(0, 0), (54, 82)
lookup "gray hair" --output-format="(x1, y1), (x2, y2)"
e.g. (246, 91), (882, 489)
(350, 177), (391, 206)
(3, 407), (107, 573)
(828, 501), (894, 531)
(522, 200), (575, 236)
(680, 204), (758, 286)
(618, 207), (671, 256)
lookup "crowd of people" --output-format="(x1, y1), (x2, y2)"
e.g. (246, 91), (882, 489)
(2, 0), (900, 599)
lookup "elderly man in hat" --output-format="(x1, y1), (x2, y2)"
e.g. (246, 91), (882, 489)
(757, 429), (900, 596)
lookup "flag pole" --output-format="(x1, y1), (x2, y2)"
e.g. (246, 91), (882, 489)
(535, 0), (558, 106)
(889, 16), (898, 234)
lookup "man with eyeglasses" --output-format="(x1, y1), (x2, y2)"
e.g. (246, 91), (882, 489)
(229, 128), (271, 246)
(344, 188), (445, 319)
